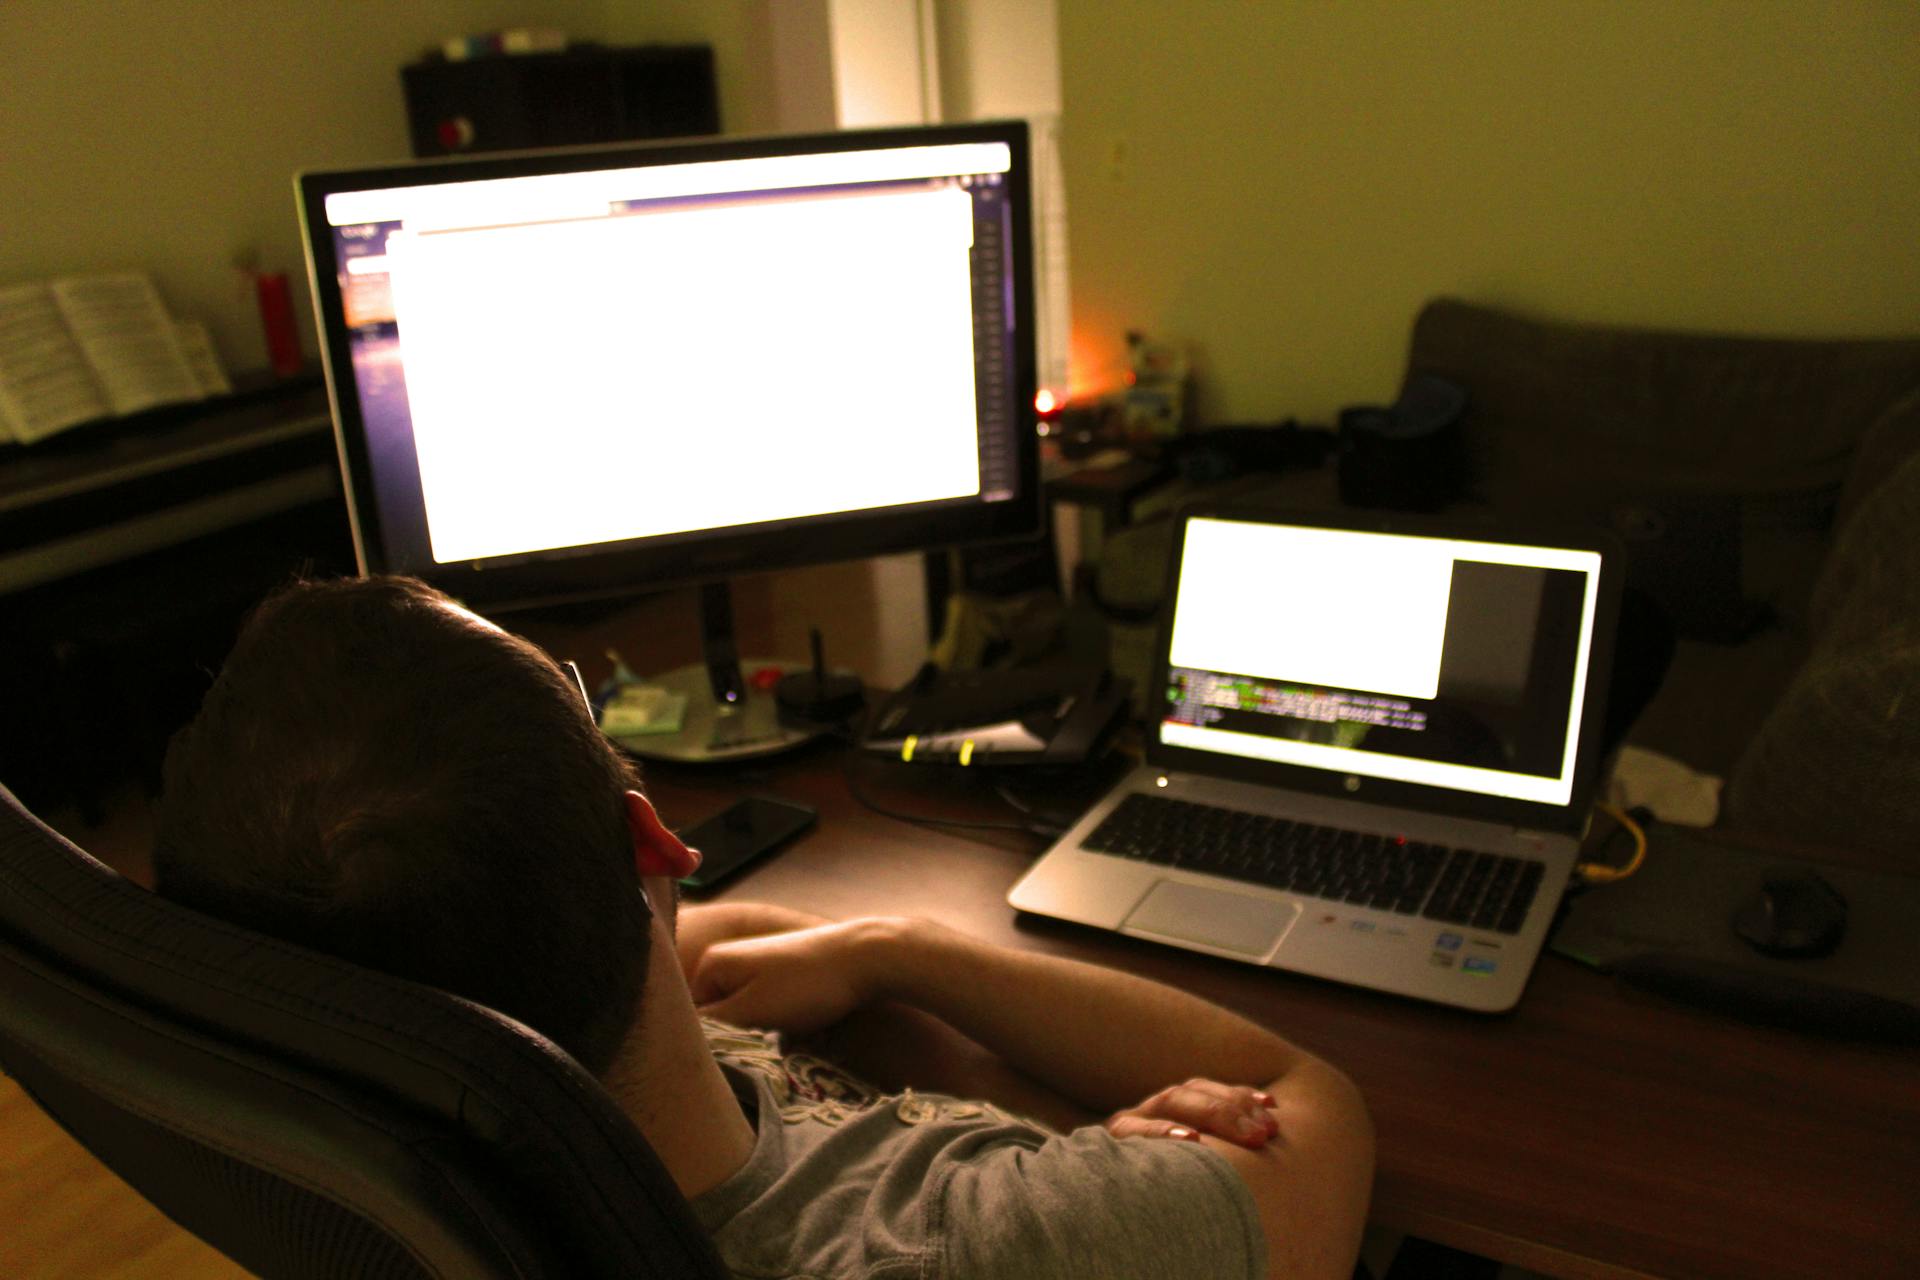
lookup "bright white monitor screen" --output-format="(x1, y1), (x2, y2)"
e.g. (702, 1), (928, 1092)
(304, 129), (1033, 601)
(1161, 517), (1603, 807)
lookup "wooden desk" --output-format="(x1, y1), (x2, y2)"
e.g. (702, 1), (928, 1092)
(637, 743), (1920, 1280)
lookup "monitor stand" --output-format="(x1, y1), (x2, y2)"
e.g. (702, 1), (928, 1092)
(611, 582), (830, 764)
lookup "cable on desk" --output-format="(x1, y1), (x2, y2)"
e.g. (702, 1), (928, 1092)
(992, 778), (1044, 820)
(843, 755), (1063, 839)
(1575, 801), (1648, 884)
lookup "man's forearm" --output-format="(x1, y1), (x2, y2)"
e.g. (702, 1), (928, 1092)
(856, 917), (1308, 1114)
(675, 901), (826, 979)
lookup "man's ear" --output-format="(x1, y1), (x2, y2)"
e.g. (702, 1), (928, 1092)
(623, 790), (701, 879)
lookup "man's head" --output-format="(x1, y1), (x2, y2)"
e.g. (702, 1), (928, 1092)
(154, 575), (675, 1075)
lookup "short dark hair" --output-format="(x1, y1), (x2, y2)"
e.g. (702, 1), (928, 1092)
(154, 575), (651, 1075)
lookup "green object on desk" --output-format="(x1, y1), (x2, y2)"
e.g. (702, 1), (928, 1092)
(601, 683), (687, 736)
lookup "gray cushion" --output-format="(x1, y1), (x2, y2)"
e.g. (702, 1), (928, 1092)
(1727, 447), (1920, 858)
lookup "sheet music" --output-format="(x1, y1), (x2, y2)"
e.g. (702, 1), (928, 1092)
(0, 281), (111, 444)
(48, 273), (203, 415)
(174, 319), (234, 396)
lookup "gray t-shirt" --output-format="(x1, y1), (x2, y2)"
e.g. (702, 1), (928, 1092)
(692, 1022), (1265, 1280)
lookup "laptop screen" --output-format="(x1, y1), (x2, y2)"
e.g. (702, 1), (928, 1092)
(1160, 516), (1603, 808)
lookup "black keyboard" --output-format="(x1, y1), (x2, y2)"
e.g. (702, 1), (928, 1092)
(1081, 793), (1546, 935)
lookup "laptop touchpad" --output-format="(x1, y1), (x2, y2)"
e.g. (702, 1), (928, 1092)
(1122, 879), (1300, 960)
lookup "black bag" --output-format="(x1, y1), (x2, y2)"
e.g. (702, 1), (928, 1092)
(1337, 373), (1468, 512)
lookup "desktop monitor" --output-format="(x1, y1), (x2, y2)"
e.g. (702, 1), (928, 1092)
(297, 121), (1040, 756)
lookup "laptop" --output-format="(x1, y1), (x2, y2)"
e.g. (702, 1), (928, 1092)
(1008, 505), (1623, 1012)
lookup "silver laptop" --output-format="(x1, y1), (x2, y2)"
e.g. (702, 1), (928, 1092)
(1009, 505), (1623, 1012)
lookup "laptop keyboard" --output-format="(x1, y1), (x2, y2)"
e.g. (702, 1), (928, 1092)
(1081, 793), (1546, 935)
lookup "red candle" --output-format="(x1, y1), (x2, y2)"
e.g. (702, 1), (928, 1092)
(256, 271), (302, 378)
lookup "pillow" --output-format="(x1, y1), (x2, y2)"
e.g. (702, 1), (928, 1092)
(1726, 447), (1920, 858)
(1833, 385), (1920, 534)
(1725, 638), (1920, 859)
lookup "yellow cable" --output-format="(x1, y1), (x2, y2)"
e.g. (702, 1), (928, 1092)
(1577, 801), (1647, 883)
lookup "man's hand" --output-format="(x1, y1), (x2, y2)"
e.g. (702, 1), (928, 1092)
(688, 918), (885, 1036)
(1107, 1078), (1280, 1149)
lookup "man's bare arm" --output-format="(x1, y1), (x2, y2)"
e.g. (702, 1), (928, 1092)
(860, 917), (1374, 1279)
(691, 913), (1355, 1122)
(675, 903), (1094, 1129)
(693, 914), (1375, 1277)
(674, 901), (825, 979)
(1200, 1059), (1375, 1280)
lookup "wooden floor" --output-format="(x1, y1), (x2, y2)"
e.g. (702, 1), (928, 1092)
(2, 786), (254, 1280)
(0, 1074), (253, 1280)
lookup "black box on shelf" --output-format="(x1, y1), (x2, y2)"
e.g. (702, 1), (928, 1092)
(401, 44), (720, 157)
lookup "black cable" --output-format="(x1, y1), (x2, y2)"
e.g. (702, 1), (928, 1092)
(991, 778), (1037, 816)
(842, 752), (1061, 838)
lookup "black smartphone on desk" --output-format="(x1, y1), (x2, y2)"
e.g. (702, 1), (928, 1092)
(677, 797), (817, 891)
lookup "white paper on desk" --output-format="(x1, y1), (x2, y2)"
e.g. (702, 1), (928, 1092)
(1606, 745), (1722, 826)
(49, 273), (203, 416)
(0, 281), (112, 444)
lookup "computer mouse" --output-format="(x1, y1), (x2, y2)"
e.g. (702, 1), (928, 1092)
(1731, 871), (1848, 959)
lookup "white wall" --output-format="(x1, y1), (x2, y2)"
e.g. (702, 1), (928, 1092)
(935, 0), (1059, 120)
(1057, 0), (1920, 423)
(0, 1), (616, 375)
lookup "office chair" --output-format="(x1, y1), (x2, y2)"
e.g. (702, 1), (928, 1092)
(0, 782), (728, 1280)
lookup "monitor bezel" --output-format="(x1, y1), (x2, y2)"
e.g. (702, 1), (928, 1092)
(1145, 503), (1624, 835)
(296, 120), (1040, 612)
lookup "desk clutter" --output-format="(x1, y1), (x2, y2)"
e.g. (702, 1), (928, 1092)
(862, 664), (1129, 768)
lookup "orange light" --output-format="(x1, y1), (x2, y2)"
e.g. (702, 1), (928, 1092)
(1034, 387), (1062, 415)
